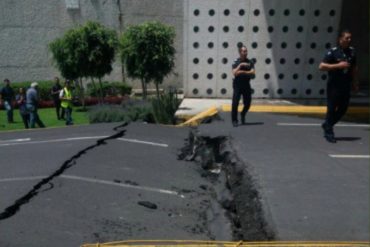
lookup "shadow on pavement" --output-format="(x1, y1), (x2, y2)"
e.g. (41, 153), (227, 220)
(240, 122), (264, 126)
(335, 137), (362, 142)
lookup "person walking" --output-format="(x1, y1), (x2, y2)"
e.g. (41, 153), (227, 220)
(319, 30), (359, 143)
(15, 87), (30, 128)
(26, 82), (45, 128)
(60, 80), (74, 125)
(51, 77), (64, 120)
(231, 45), (255, 127)
(0, 79), (15, 123)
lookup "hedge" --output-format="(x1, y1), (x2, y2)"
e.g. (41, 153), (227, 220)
(5, 81), (132, 101)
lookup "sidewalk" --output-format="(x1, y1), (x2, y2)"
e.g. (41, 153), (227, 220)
(175, 96), (369, 122)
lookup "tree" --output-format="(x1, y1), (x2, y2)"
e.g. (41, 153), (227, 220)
(49, 21), (118, 105)
(49, 28), (86, 107)
(119, 21), (176, 99)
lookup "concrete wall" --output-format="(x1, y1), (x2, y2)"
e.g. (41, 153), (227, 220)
(340, 0), (369, 90)
(0, 0), (183, 90)
(0, 0), (367, 98)
(183, 0), (344, 98)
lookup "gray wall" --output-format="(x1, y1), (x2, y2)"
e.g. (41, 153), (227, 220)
(340, 0), (369, 89)
(0, 0), (367, 97)
(184, 0), (344, 99)
(0, 0), (183, 89)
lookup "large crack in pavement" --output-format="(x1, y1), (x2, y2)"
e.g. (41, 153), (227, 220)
(0, 122), (128, 221)
(178, 129), (275, 240)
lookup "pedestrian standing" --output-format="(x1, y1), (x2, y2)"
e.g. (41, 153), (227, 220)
(0, 79), (15, 123)
(26, 82), (45, 128)
(51, 77), (64, 120)
(231, 45), (255, 127)
(319, 30), (359, 143)
(15, 87), (30, 128)
(60, 80), (74, 125)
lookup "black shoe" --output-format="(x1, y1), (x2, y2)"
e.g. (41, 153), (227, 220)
(321, 122), (329, 132)
(232, 121), (238, 127)
(241, 117), (246, 125)
(324, 133), (337, 143)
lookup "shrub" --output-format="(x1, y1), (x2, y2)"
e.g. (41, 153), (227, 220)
(151, 90), (180, 125)
(88, 100), (153, 124)
(86, 81), (132, 97)
(11, 81), (54, 101)
(119, 21), (176, 99)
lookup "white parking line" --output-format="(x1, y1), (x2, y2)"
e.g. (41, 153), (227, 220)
(0, 138), (31, 143)
(329, 154), (370, 159)
(0, 175), (184, 198)
(117, 138), (168, 147)
(277, 123), (370, 127)
(0, 136), (168, 148)
(61, 175), (182, 197)
(0, 176), (47, 183)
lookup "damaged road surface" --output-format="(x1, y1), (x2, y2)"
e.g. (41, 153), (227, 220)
(0, 123), (233, 246)
(0, 110), (368, 246)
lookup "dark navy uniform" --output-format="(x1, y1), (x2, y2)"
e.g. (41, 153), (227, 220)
(322, 46), (356, 130)
(231, 58), (254, 124)
(0, 85), (14, 123)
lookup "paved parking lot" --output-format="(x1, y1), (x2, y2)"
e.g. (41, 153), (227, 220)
(0, 111), (368, 246)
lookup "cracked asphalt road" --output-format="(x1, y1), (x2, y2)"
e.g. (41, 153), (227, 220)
(0, 123), (226, 246)
(0, 111), (369, 246)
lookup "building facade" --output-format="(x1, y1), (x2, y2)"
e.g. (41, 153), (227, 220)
(0, 0), (368, 98)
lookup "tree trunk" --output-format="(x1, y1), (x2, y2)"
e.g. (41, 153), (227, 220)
(79, 78), (86, 110)
(98, 78), (104, 104)
(91, 77), (100, 104)
(141, 80), (146, 100)
(155, 81), (160, 100)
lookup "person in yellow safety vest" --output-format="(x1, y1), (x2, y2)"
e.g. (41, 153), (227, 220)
(59, 80), (73, 125)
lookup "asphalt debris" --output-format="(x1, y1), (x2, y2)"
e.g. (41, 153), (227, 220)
(138, 201), (158, 210)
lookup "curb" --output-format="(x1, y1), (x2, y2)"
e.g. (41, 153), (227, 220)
(177, 106), (218, 127)
(221, 105), (369, 114)
(176, 105), (369, 127)
(81, 240), (370, 247)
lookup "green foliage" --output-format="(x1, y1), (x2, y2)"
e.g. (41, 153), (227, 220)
(81, 22), (118, 79)
(10, 81), (54, 101)
(86, 81), (132, 97)
(151, 90), (180, 125)
(49, 31), (81, 80)
(88, 100), (153, 124)
(119, 21), (176, 98)
(49, 21), (118, 80)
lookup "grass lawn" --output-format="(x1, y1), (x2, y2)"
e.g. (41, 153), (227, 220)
(0, 107), (90, 132)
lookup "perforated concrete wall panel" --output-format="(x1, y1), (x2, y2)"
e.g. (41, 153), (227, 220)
(184, 0), (343, 98)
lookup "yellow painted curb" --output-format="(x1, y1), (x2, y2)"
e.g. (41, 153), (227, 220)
(178, 106), (218, 127)
(81, 240), (370, 247)
(221, 105), (369, 114)
(176, 114), (197, 121)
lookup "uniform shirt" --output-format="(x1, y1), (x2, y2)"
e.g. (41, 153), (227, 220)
(51, 84), (62, 101)
(0, 85), (14, 102)
(322, 46), (356, 91)
(232, 58), (254, 89)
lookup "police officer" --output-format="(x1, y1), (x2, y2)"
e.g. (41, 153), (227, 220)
(319, 30), (359, 143)
(231, 45), (255, 127)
